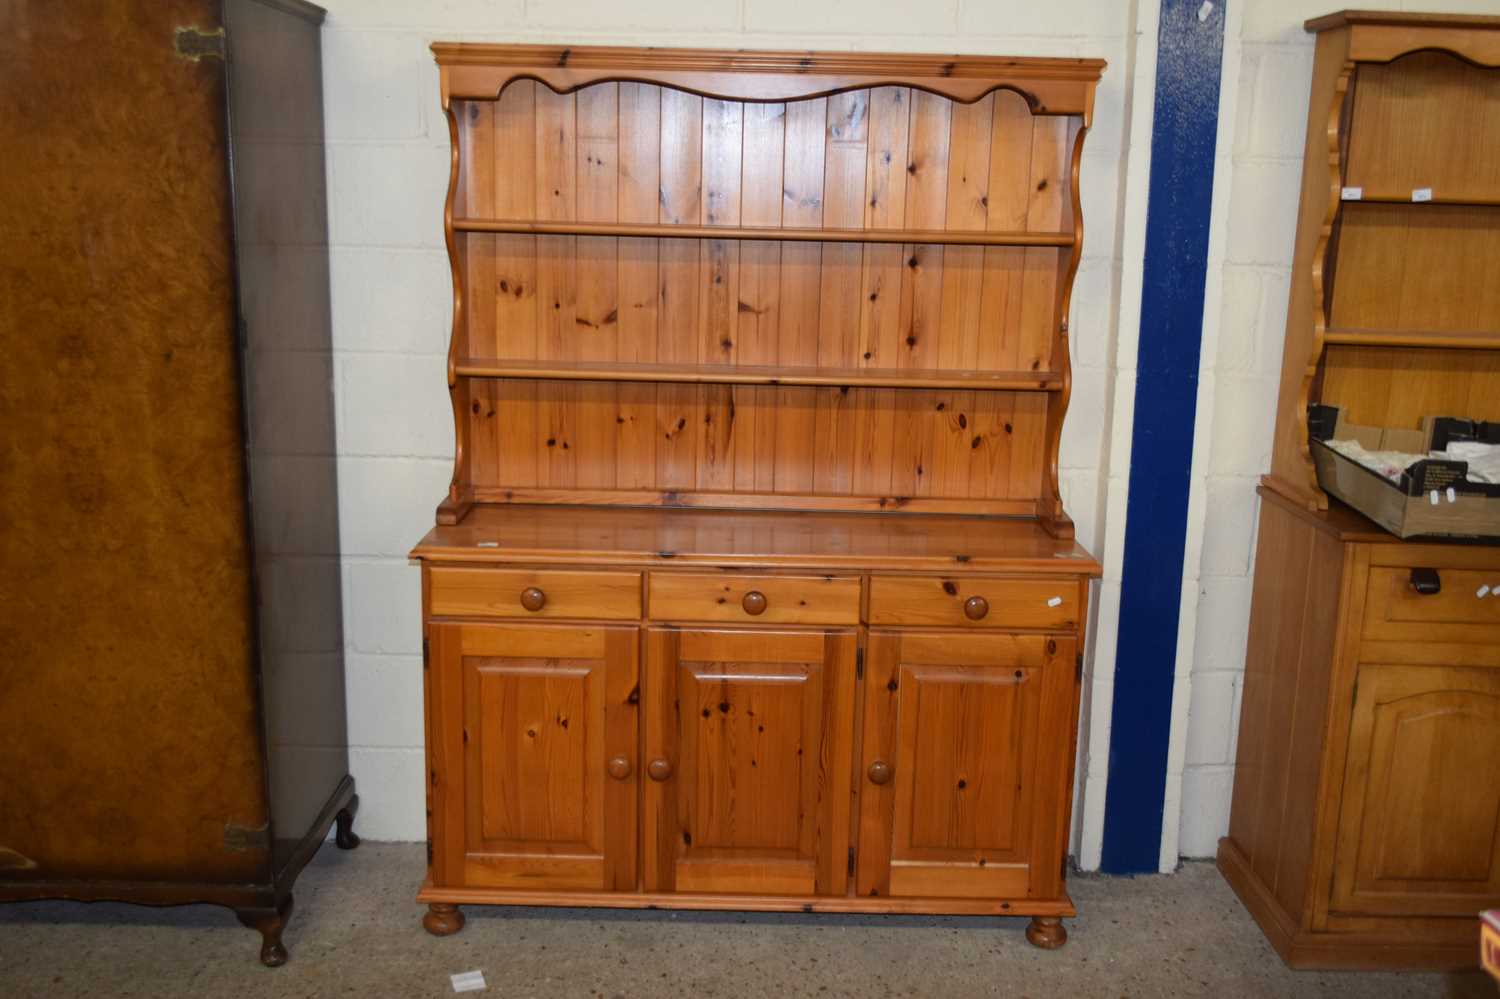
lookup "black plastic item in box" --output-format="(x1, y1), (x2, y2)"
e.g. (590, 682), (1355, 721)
(1306, 404), (1500, 499)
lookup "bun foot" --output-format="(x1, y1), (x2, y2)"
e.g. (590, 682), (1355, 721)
(423, 903), (465, 936)
(335, 793), (361, 850)
(1025, 916), (1068, 950)
(236, 894), (294, 967)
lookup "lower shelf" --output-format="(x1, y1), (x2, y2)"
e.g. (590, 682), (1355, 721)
(416, 880), (1076, 917)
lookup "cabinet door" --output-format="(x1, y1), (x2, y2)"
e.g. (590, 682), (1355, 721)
(856, 631), (1077, 901)
(1331, 664), (1500, 916)
(427, 622), (638, 892)
(643, 627), (856, 896)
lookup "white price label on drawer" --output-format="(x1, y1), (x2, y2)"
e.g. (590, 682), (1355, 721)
(1478, 584), (1492, 599)
(1047, 596), (1063, 607)
(1412, 187), (1433, 202)
(1340, 186), (1363, 201)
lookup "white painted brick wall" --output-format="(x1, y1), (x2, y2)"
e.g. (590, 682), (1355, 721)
(1174, 0), (1500, 858)
(318, 0), (1137, 843)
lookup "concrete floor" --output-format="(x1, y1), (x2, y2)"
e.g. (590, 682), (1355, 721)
(0, 845), (1490, 998)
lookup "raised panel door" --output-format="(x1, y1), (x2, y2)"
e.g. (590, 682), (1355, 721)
(427, 622), (638, 891)
(1331, 663), (1500, 916)
(643, 627), (856, 895)
(856, 631), (1076, 900)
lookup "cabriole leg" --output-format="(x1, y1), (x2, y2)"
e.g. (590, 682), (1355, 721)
(335, 793), (361, 850)
(236, 894), (294, 967)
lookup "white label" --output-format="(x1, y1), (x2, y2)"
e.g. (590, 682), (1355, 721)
(476, 540), (499, 548)
(1197, 1), (1214, 21)
(1447, 486), (1457, 504)
(1047, 596), (1063, 607)
(1429, 489), (1440, 505)
(451, 970), (487, 993)
(1478, 584), (1492, 599)
(1340, 186), (1363, 201)
(1412, 187), (1433, 202)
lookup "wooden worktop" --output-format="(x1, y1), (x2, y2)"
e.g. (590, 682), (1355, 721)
(412, 505), (1100, 574)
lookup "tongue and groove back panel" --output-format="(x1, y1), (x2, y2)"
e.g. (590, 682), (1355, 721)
(444, 76), (1088, 518)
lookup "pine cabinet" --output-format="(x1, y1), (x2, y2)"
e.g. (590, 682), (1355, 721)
(412, 42), (1104, 946)
(1219, 9), (1500, 971)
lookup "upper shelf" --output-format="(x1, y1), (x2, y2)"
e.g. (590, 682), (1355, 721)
(453, 218), (1076, 248)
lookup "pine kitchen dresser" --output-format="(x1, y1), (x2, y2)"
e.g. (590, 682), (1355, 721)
(410, 43), (1106, 947)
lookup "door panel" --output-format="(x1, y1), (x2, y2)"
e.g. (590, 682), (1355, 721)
(644, 627), (856, 896)
(857, 631), (1075, 901)
(1332, 664), (1500, 916)
(427, 622), (638, 891)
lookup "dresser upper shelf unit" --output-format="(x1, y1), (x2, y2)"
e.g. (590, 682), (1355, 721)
(1262, 20), (1500, 513)
(433, 43), (1104, 535)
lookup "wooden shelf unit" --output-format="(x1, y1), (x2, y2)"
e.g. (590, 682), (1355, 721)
(1223, 10), (1500, 972)
(415, 43), (1105, 948)
(435, 44), (1104, 533)
(1264, 21), (1500, 512)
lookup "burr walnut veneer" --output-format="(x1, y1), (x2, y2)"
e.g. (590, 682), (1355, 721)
(1220, 11), (1500, 970)
(412, 44), (1105, 947)
(0, 0), (355, 968)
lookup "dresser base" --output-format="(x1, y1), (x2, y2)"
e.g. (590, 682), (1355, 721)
(1218, 838), (1479, 971)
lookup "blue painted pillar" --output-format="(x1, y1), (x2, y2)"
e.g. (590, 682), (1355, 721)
(1100, 0), (1226, 874)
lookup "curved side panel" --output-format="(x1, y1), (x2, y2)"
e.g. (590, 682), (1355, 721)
(437, 104), (473, 525)
(1039, 120), (1089, 537)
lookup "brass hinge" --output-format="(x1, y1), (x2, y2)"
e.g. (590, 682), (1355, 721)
(855, 647), (864, 680)
(426, 840), (434, 867)
(1076, 653), (1083, 681)
(423, 637), (430, 669)
(847, 847), (855, 877)
(174, 26), (226, 61)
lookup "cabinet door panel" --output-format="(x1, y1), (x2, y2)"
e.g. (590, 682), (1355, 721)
(644, 627), (855, 896)
(1332, 664), (1500, 916)
(428, 622), (638, 892)
(857, 631), (1075, 901)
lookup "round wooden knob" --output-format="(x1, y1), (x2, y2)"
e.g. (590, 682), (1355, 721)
(963, 595), (989, 621)
(607, 756), (631, 780)
(867, 760), (893, 785)
(741, 590), (768, 615)
(647, 759), (673, 782)
(520, 587), (547, 612)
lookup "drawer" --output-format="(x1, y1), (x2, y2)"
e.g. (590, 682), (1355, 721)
(428, 567), (641, 620)
(648, 573), (860, 625)
(867, 575), (1079, 629)
(1363, 565), (1500, 645)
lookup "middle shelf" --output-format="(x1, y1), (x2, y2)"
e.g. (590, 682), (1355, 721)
(452, 358), (1065, 391)
(451, 217), (1077, 248)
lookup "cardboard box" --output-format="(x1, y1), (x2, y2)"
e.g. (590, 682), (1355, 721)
(1308, 405), (1500, 540)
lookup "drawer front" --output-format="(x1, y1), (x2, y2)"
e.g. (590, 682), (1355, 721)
(1363, 566), (1500, 645)
(428, 567), (642, 620)
(867, 575), (1079, 629)
(648, 573), (860, 625)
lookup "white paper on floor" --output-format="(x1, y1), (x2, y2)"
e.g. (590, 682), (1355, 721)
(451, 969), (487, 992)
